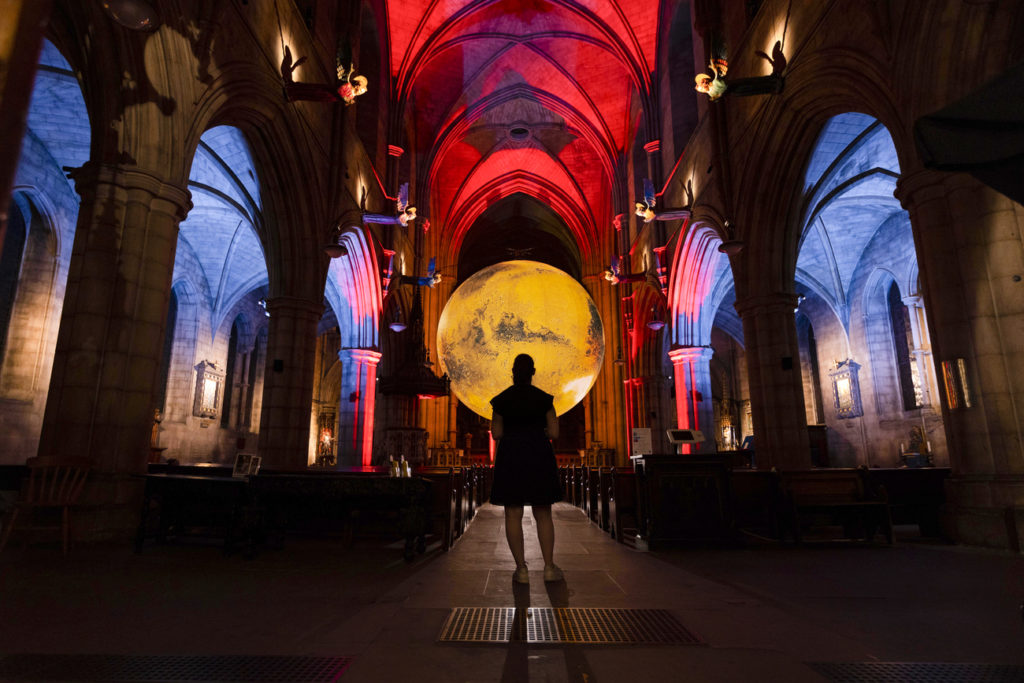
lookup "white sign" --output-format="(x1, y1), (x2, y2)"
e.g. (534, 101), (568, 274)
(631, 428), (653, 455)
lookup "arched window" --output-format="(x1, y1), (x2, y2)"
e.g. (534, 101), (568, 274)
(0, 194), (58, 397)
(155, 289), (178, 414)
(221, 315), (260, 430)
(221, 320), (240, 428)
(806, 323), (826, 422)
(796, 313), (826, 424)
(888, 282), (921, 411)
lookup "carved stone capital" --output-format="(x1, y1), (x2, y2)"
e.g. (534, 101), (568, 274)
(732, 292), (800, 319)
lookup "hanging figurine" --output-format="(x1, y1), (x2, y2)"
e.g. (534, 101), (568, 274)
(694, 41), (786, 100)
(400, 257), (442, 288)
(634, 178), (693, 223)
(695, 57), (729, 100)
(364, 182), (419, 227)
(281, 44), (368, 105)
(604, 254), (658, 288)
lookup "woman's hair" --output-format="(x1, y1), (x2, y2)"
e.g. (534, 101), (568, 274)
(511, 353), (535, 385)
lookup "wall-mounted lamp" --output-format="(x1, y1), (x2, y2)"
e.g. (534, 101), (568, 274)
(323, 226), (349, 258)
(646, 307), (666, 331)
(389, 308), (406, 332)
(794, 294), (806, 313)
(718, 240), (744, 255)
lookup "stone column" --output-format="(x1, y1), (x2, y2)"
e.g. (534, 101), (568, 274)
(36, 162), (190, 536)
(337, 348), (381, 467)
(734, 293), (810, 469)
(896, 170), (1024, 548)
(257, 297), (322, 471)
(668, 346), (714, 454)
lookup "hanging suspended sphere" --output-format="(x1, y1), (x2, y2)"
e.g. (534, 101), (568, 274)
(437, 260), (605, 418)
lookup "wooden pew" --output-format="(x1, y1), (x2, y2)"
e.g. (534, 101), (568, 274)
(729, 469), (783, 540)
(866, 468), (950, 537)
(572, 465), (585, 507)
(464, 466), (476, 522)
(585, 467), (601, 524)
(608, 467), (638, 545)
(416, 466), (457, 551)
(247, 472), (432, 560)
(452, 467), (467, 538)
(780, 467), (893, 544)
(597, 466), (613, 531)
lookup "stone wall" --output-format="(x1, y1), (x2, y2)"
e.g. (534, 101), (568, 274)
(0, 130), (78, 464)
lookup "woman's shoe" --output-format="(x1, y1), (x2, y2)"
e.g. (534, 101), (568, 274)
(513, 565), (530, 584)
(543, 564), (563, 582)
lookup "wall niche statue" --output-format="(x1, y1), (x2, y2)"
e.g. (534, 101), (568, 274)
(193, 360), (225, 419)
(829, 359), (863, 419)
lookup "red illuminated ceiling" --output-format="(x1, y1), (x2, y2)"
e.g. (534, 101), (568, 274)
(387, 0), (661, 256)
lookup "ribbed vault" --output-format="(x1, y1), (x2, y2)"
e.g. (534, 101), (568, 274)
(389, 0), (660, 254)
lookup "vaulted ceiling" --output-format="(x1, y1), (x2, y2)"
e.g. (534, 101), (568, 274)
(388, 0), (666, 263)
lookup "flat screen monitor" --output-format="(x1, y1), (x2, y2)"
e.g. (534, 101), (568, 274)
(666, 429), (705, 444)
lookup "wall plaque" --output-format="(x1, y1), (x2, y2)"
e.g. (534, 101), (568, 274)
(193, 360), (225, 419)
(829, 359), (863, 419)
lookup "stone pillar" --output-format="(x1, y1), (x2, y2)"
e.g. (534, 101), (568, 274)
(668, 346), (714, 454)
(337, 348), (381, 467)
(896, 170), (1024, 549)
(386, 145), (404, 196)
(36, 162), (190, 537)
(257, 297), (322, 471)
(734, 293), (810, 469)
(643, 140), (662, 190)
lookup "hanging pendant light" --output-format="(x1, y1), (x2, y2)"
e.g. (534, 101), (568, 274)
(323, 226), (348, 258)
(646, 306), (666, 331)
(389, 307), (406, 332)
(99, 0), (161, 30)
(718, 240), (744, 255)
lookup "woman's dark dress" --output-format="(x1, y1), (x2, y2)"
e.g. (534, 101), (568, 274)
(489, 384), (563, 506)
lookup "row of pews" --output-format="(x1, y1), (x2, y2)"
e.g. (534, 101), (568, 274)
(414, 465), (492, 551)
(559, 465), (640, 544)
(136, 464), (493, 560)
(559, 460), (952, 548)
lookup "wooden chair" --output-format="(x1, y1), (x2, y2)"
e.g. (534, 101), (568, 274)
(0, 456), (91, 555)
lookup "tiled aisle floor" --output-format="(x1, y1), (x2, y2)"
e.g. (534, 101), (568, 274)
(2, 502), (1023, 682)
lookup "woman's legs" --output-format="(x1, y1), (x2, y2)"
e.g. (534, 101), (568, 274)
(504, 506), (526, 567)
(531, 505), (555, 568)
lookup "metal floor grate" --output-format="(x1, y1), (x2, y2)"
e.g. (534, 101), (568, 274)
(438, 607), (703, 645)
(808, 662), (1024, 682)
(0, 654), (353, 682)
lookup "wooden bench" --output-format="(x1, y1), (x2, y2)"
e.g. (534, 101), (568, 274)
(780, 467), (892, 545)
(729, 469), (783, 540)
(866, 467), (950, 538)
(608, 467), (638, 545)
(585, 466), (601, 524)
(597, 466), (614, 531)
(416, 466), (457, 551)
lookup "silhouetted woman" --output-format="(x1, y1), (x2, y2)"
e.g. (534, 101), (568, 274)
(490, 353), (563, 583)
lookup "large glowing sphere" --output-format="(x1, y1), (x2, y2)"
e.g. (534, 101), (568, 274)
(437, 260), (604, 418)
